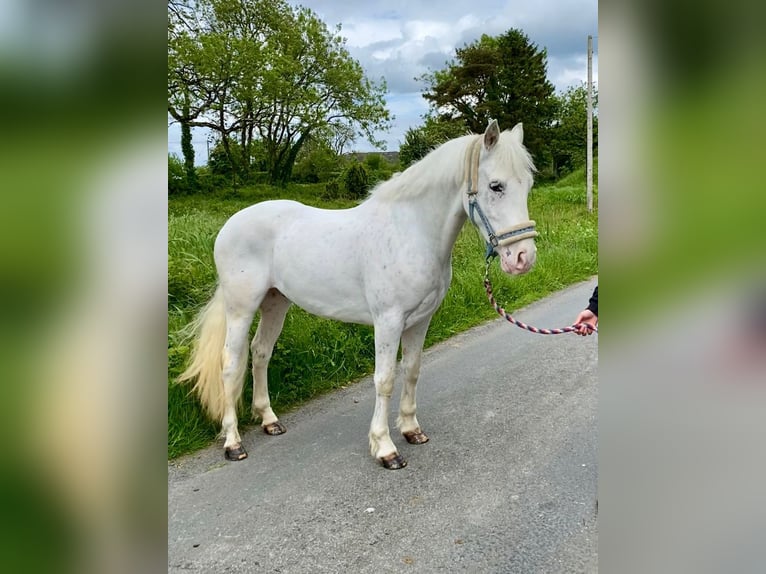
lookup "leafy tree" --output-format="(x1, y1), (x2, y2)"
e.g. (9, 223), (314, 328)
(168, 0), (247, 175)
(292, 138), (339, 183)
(324, 121), (357, 156)
(399, 115), (466, 167)
(550, 83), (598, 176)
(168, 0), (391, 186)
(207, 137), (245, 181)
(399, 128), (432, 168)
(421, 29), (555, 164)
(180, 94), (198, 191)
(205, 136), (268, 187)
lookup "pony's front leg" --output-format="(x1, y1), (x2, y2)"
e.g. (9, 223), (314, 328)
(396, 318), (431, 445)
(370, 316), (406, 470)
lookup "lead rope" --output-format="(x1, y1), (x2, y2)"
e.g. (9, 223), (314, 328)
(483, 259), (597, 334)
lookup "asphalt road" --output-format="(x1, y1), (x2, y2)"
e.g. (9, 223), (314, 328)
(168, 278), (598, 573)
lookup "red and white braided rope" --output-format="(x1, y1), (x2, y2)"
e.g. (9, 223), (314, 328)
(483, 264), (597, 335)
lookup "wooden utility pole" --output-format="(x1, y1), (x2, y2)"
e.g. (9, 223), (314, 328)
(585, 36), (593, 211)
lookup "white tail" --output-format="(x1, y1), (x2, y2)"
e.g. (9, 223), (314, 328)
(177, 287), (227, 421)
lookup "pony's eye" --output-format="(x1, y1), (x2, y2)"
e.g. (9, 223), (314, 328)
(489, 181), (504, 193)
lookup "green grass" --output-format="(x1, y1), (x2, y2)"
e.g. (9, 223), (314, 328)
(168, 176), (598, 459)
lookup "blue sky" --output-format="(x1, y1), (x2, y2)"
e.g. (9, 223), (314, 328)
(168, 0), (598, 162)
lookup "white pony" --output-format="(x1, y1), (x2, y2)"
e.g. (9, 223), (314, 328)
(179, 120), (538, 469)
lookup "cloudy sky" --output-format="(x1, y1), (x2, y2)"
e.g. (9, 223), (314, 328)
(169, 0), (598, 161)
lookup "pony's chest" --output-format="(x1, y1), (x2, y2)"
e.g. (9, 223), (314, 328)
(364, 256), (452, 314)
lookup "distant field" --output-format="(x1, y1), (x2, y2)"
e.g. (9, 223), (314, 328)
(168, 171), (598, 459)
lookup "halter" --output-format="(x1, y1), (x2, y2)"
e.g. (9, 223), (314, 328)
(464, 136), (538, 260)
(465, 136), (595, 335)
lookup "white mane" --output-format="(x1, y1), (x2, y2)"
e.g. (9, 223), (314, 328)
(368, 130), (535, 202)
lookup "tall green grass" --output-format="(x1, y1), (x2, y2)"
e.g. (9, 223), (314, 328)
(168, 175), (597, 459)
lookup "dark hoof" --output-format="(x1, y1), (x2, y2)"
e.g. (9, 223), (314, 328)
(224, 445), (248, 461)
(379, 453), (407, 470)
(263, 422), (287, 435)
(403, 429), (429, 445)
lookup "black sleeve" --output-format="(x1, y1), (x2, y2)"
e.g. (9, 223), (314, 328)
(586, 286), (598, 317)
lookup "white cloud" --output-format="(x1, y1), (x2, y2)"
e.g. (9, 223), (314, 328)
(403, 20), (452, 44)
(339, 18), (402, 48)
(549, 53), (599, 93)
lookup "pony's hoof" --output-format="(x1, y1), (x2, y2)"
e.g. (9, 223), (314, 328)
(379, 453), (407, 470)
(224, 445), (248, 461)
(263, 422), (286, 435)
(403, 429), (429, 445)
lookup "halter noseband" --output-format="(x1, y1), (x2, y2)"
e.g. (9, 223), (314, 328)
(465, 136), (538, 260)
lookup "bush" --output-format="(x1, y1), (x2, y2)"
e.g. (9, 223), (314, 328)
(195, 165), (227, 194)
(168, 154), (188, 196)
(343, 162), (370, 199)
(363, 153), (397, 187)
(322, 179), (343, 200)
(364, 153), (383, 172)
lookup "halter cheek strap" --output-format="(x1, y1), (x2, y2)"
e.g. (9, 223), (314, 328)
(464, 136), (538, 260)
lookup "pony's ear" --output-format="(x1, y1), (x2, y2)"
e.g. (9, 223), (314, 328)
(510, 122), (524, 144)
(483, 119), (500, 150)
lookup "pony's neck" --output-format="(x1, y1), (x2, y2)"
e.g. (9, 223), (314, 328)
(418, 181), (467, 261)
(393, 136), (473, 259)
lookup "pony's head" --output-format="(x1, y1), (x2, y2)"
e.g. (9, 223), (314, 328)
(463, 120), (537, 275)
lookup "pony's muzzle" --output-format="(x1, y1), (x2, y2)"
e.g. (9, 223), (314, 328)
(499, 238), (537, 275)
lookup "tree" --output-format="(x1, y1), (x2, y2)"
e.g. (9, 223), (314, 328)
(207, 137), (244, 179)
(180, 94), (198, 191)
(421, 29), (555, 165)
(549, 83), (598, 176)
(399, 128), (431, 168)
(168, 0), (391, 186)
(399, 115), (466, 167)
(324, 121), (357, 156)
(168, 0), (246, 178)
(292, 137), (338, 183)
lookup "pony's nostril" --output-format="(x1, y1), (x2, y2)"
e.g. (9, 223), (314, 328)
(516, 250), (527, 267)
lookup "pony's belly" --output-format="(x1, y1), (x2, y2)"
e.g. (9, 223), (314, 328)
(296, 300), (374, 325)
(276, 273), (448, 328)
(276, 282), (374, 325)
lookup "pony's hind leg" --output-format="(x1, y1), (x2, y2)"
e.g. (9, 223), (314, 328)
(251, 289), (291, 435)
(219, 312), (257, 461)
(219, 279), (268, 461)
(396, 318), (431, 445)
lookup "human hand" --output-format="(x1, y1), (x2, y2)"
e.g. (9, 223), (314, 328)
(573, 309), (598, 336)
